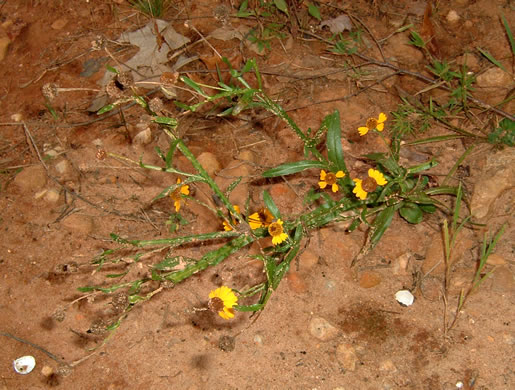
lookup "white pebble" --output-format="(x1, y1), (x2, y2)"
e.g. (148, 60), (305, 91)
(395, 290), (414, 306)
(13, 356), (36, 374)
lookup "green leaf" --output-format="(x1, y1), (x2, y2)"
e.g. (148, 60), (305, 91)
(263, 190), (280, 219)
(407, 158), (438, 174)
(262, 160), (326, 177)
(274, 0), (289, 15)
(237, 0), (255, 17)
(181, 76), (208, 97)
(501, 14), (515, 56)
(97, 104), (115, 115)
(364, 153), (401, 176)
(477, 47), (507, 72)
(369, 205), (395, 249)
(325, 110), (347, 173)
(153, 257), (181, 271)
(399, 202), (424, 224)
(153, 116), (178, 127)
(419, 203), (436, 213)
(308, 3), (321, 21)
(409, 30), (426, 48)
(106, 65), (119, 74)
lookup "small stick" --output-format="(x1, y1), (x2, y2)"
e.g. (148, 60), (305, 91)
(0, 331), (65, 364)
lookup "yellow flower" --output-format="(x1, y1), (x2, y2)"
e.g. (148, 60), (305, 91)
(268, 219), (288, 245)
(358, 112), (387, 136)
(319, 169), (345, 192)
(170, 178), (190, 212)
(353, 169), (388, 200)
(208, 286), (238, 320)
(248, 208), (274, 230)
(223, 205), (241, 231)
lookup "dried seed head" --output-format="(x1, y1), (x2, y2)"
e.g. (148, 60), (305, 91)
(149, 97), (164, 115)
(52, 306), (66, 322)
(42, 83), (59, 100)
(116, 71), (134, 89)
(91, 36), (105, 50)
(111, 292), (128, 313)
(105, 79), (123, 99)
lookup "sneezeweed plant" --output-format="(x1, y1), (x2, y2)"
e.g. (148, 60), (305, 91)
(81, 59), (460, 330)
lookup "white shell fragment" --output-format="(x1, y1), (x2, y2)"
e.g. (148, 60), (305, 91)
(13, 355), (36, 374)
(395, 290), (415, 307)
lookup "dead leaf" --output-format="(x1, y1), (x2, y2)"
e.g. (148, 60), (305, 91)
(320, 14), (352, 34)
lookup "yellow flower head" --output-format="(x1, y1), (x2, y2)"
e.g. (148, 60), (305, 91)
(268, 219), (288, 245)
(248, 208), (274, 230)
(358, 112), (387, 136)
(353, 169), (388, 200)
(170, 178), (190, 212)
(223, 205), (241, 231)
(319, 170), (345, 193)
(208, 286), (238, 320)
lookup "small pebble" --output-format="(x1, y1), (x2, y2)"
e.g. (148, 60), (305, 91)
(395, 290), (414, 306)
(446, 10), (460, 23)
(13, 356), (36, 374)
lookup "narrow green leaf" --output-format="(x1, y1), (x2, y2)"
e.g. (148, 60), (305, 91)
(153, 116), (178, 127)
(407, 158), (438, 174)
(325, 110), (347, 173)
(308, 3), (321, 21)
(153, 257), (181, 271)
(97, 104), (115, 115)
(262, 160), (326, 177)
(181, 76), (208, 97)
(369, 205), (395, 249)
(477, 47), (507, 72)
(501, 14), (515, 55)
(263, 190), (280, 219)
(399, 202), (424, 224)
(106, 65), (119, 74)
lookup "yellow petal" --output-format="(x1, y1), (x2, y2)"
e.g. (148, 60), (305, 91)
(368, 169), (387, 186)
(331, 183), (339, 192)
(335, 171), (345, 178)
(358, 127), (369, 136)
(272, 232), (288, 245)
(174, 200), (181, 212)
(248, 212), (262, 230)
(320, 170), (327, 180)
(378, 112), (387, 123)
(352, 179), (367, 200)
(318, 181), (328, 189)
(223, 221), (232, 231)
(218, 308), (234, 320)
(376, 122), (384, 131)
(180, 185), (190, 196)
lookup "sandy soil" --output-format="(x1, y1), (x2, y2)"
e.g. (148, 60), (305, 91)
(0, 1), (514, 389)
